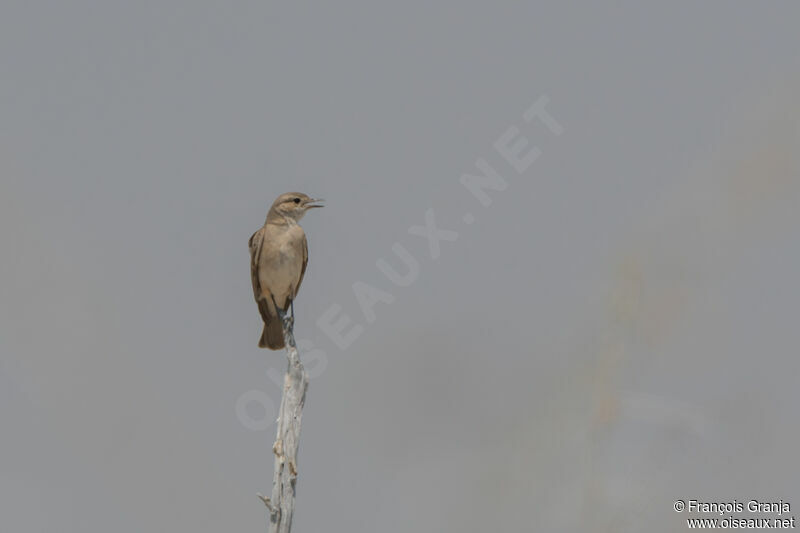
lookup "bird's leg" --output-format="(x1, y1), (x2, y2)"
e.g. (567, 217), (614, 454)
(283, 297), (296, 349)
(270, 294), (295, 348)
(270, 294), (287, 325)
(284, 298), (295, 337)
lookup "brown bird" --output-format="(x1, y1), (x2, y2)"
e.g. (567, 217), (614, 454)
(249, 192), (324, 349)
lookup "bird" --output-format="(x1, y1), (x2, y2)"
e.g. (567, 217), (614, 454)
(249, 192), (324, 349)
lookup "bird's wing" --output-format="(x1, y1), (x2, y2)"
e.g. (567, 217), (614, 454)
(249, 227), (264, 299)
(294, 232), (309, 297)
(249, 227), (272, 320)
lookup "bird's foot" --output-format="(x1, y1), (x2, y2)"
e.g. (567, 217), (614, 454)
(281, 315), (296, 350)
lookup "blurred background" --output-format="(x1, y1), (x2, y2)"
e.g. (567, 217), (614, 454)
(2, 2), (799, 532)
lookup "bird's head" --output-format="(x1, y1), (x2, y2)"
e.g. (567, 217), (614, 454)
(268, 192), (324, 223)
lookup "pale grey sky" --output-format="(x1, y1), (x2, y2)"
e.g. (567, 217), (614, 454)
(2, 2), (799, 532)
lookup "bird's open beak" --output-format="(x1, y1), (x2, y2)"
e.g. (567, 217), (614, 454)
(305, 198), (325, 208)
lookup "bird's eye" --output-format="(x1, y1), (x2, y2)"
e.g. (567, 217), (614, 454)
(293, 197), (301, 204)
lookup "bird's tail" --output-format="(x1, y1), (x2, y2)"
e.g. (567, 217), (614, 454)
(259, 315), (285, 350)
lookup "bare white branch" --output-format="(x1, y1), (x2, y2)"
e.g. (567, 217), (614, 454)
(260, 318), (309, 533)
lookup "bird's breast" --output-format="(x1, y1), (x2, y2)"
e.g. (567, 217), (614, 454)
(258, 225), (305, 297)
